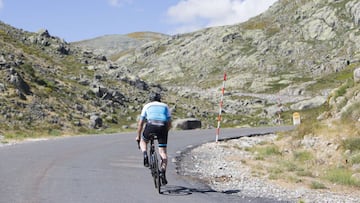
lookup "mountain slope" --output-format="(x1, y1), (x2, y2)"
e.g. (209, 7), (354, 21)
(1, 0), (359, 139)
(110, 0), (360, 126)
(0, 22), (163, 139)
(115, 0), (359, 85)
(71, 32), (168, 59)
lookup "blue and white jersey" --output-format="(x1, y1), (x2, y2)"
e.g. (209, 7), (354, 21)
(140, 101), (171, 122)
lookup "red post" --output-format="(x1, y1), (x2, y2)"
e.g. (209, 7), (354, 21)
(216, 71), (227, 142)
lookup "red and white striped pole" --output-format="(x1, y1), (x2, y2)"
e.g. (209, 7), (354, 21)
(216, 71), (227, 142)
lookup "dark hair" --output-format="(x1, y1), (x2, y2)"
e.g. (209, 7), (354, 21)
(149, 92), (161, 102)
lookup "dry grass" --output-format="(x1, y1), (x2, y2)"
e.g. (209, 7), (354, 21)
(244, 119), (360, 193)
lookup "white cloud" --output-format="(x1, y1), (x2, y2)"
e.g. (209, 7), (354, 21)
(166, 0), (278, 34)
(0, 0), (3, 9)
(108, 0), (133, 7)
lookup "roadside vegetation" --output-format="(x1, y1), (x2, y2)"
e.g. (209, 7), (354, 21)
(239, 65), (360, 191)
(241, 118), (360, 191)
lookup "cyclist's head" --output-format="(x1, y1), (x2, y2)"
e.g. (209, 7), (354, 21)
(149, 92), (161, 102)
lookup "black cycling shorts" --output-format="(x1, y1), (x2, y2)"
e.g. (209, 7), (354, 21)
(142, 123), (169, 147)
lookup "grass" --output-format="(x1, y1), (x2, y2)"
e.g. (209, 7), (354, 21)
(126, 32), (164, 40)
(333, 79), (354, 99)
(341, 101), (360, 120)
(281, 160), (299, 172)
(296, 170), (313, 177)
(293, 150), (313, 163)
(342, 137), (360, 152)
(268, 166), (283, 176)
(2, 122), (131, 141)
(307, 63), (357, 93)
(324, 168), (360, 187)
(350, 153), (360, 165)
(265, 82), (289, 94)
(109, 49), (135, 61)
(242, 18), (270, 30)
(310, 181), (327, 189)
(249, 144), (281, 160)
(155, 45), (167, 55)
(241, 104), (360, 191)
(288, 103), (330, 139)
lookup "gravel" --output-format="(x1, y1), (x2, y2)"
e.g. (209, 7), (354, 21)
(177, 134), (360, 203)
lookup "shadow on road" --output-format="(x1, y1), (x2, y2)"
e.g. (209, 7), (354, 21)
(160, 185), (240, 196)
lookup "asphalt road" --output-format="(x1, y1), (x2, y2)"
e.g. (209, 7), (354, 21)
(0, 126), (294, 203)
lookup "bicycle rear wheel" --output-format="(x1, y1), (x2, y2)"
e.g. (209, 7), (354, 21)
(157, 171), (161, 194)
(151, 153), (161, 193)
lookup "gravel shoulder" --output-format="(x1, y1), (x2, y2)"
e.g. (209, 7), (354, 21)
(177, 134), (360, 203)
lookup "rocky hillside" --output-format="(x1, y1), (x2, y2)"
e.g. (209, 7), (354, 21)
(115, 0), (360, 84)
(0, 0), (359, 140)
(0, 22), (166, 139)
(110, 0), (360, 126)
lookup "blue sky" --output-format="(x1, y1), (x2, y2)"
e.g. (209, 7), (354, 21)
(0, 0), (277, 42)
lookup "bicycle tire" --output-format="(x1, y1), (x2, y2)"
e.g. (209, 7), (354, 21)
(151, 153), (160, 191)
(154, 153), (161, 194)
(149, 134), (161, 194)
(157, 171), (161, 194)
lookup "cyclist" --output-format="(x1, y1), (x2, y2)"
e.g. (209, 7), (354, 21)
(136, 92), (172, 185)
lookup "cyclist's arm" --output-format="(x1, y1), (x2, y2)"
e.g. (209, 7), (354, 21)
(136, 119), (145, 141)
(165, 105), (171, 131)
(167, 119), (172, 131)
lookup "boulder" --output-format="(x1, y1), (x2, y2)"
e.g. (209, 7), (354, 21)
(354, 68), (360, 83)
(90, 113), (103, 129)
(8, 68), (32, 95)
(346, 0), (360, 26)
(302, 18), (336, 41)
(351, 173), (360, 183)
(173, 118), (201, 130)
(37, 29), (51, 38)
(290, 96), (327, 110)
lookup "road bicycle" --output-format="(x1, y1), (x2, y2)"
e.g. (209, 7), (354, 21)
(138, 133), (162, 194)
(149, 133), (162, 194)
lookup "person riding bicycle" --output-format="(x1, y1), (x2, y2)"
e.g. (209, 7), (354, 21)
(136, 92), (172, 185)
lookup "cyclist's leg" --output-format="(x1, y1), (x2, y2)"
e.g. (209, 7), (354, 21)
(157, 126), (168, 185)
(142, 124), (155, 151)
(156, 125), (168, 170)
(141, 125), (153, 167)
(140, 137), (148, 152)
(158, 147), (167, 171)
